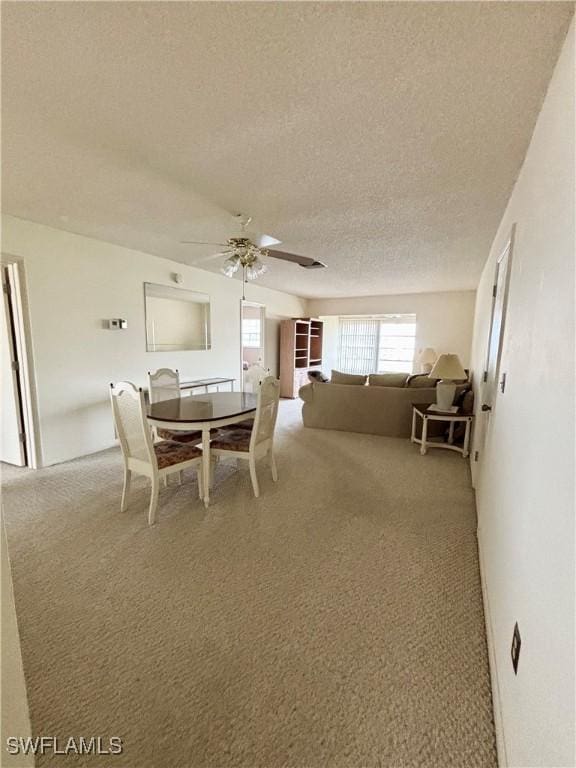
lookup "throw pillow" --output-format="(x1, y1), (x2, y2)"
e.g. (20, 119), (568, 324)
(308, 370), (329, 384)
(330, 370), (367, 385)
(460, 390), (474, 414)
(368, 373), (409, 387)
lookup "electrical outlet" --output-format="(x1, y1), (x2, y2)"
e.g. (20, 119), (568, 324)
(511, 622), (521, 674)
(474, 450), (479, 462)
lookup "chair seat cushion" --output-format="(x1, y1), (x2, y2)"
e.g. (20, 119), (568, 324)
(210, 429), (252, 452)
(157, 427), (202, 443)
(154, 440), (202, 469)
(223, 419), (254, 431)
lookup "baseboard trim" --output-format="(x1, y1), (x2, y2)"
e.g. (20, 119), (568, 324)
(477, 523), (508, 768)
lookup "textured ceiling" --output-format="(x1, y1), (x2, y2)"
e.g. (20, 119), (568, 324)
(2, 2), (573, 298)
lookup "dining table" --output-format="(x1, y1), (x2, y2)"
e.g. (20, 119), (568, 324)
(147, 391), (258, 507)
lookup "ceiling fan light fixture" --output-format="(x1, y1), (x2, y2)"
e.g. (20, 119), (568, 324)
(221, 256), (240, 277)
(186, 214), (321, 282)
(246, 259), (267, 281)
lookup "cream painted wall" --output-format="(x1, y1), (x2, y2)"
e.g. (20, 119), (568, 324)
(469, 19), (574, 768)
(1, 215), (306, 466)
(1, 520), (34, 767)
(308, 291), (475, 374)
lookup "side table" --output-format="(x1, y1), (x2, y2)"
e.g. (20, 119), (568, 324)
(411, 403), (474, 458)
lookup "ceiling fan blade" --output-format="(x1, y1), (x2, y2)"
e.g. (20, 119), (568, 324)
(180, 240), (227, 246)
(192, 251), (232, 264)
(267, 249), (326, 269)
(245, 231), (282, 248)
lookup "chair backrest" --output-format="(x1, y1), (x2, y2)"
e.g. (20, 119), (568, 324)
(148, 368), (180, 404)
(110, 381), (154, 464)
(250, 376), (280, 448)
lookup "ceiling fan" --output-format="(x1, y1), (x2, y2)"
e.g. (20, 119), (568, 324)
(180, 214), (326, 282)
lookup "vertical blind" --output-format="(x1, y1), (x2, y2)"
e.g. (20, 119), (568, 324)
(338, 315), (417, 375)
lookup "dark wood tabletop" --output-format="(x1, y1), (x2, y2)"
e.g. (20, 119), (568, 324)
(147, 392), (258, 424)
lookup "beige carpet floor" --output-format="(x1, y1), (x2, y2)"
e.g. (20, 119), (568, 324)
(2, 400), (496, 768)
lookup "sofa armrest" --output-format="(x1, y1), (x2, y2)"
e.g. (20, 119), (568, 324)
(298, 383), (314, 403)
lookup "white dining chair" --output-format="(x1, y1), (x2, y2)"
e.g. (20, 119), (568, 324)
(148, 368), (202, 445)
(209, 377), (280, 497)
(110, 381), (204, 525)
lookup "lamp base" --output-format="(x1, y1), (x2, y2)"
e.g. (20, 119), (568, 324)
(436, 380), (457, 410)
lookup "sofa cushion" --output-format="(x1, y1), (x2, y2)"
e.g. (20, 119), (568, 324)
(330, 370), (367, 385)
(300, 381), (439, 438)
(368, 373), (409, 388)
(406, 374), (439, 388)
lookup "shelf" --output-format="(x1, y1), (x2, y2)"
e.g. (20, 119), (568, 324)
(280, 318), (324, 398)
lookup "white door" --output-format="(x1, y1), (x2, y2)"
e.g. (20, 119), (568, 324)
(1, 267), (26, 466)
(474, 228), (515, 474)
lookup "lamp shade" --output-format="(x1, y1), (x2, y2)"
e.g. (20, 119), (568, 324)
(419, 347), (437, 365)
(430, 353), (466, 381)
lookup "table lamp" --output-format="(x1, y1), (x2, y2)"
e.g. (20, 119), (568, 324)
(430, 353), (467, 410)
(419, 347), (437, 374)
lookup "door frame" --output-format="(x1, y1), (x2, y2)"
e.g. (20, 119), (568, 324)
(472, 224), (515, 486)
(1, 255), (40, 468)
(482, 226), (515, 408)
(240, 300), (266, 390)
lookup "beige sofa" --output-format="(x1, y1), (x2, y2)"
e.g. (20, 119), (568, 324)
(299, 380), (439, 438)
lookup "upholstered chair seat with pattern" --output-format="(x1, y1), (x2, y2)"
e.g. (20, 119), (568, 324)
(154, 440), (202, 469)
(148, 368), (204, 444)
(110, 381), (204, 525)
(209, 377), (280, 498)
(156, 426), (203, 444)
(209, 429), (252, 452)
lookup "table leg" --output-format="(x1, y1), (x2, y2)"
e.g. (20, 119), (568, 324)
(411, 409), (416, 443)
(420, 416), (428, 455)
(448, 421), (455, 444)
(463, 419), (471, 458)
(202, 426), (211, 507)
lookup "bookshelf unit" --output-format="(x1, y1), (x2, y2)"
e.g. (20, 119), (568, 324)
(280, 318), (324, 398)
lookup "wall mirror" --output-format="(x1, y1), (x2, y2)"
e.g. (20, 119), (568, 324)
(144, 283), (211, 352)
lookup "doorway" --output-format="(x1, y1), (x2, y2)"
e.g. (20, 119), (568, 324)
(1, 261), (37, 467)
(240, 301), (266, 390)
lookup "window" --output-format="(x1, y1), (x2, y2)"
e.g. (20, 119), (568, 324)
(242, 318), (261, 348)
(338, 315), (416, 374)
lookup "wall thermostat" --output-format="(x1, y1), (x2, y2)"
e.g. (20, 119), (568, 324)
(108, 319), (128, 330)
